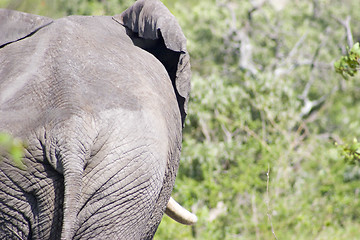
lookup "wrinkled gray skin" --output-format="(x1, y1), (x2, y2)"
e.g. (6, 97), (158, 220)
(0, 0), (191, 239)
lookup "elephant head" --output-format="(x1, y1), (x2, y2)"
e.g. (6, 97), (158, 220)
(0, 0), (195, 239)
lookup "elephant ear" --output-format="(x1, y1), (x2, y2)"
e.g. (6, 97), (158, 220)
(113, 0), (191, 126)
(0, 9), (53, 48)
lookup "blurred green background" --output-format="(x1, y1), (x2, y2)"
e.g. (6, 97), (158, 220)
(2, 0), (360, 239)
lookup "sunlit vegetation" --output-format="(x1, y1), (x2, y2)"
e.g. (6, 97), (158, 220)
(1, 0), (360, 238)
(0, 133), (25, 170)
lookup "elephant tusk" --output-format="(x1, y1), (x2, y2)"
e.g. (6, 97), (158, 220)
(165, 197), (198, 225)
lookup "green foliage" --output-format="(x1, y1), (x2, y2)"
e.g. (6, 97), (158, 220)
(161, 0), (360, 239)
(0, 0), (133, 17)
(335, 42), (360, 79)
(2, 0), (360, 239)
(0, 133), (26, 170)
(337, 138), (360, 164)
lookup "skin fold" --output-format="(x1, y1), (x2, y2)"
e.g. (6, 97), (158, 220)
(0, 0), (193, 239)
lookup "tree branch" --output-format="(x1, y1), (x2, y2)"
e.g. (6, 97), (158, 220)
(334, 15), (353, 47)
(266, 164), (278, 240)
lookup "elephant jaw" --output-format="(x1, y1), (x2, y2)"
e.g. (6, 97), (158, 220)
(165, 197), (198, 225)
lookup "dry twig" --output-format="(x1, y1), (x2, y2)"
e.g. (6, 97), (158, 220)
(333, 15), (353, 48)
(266, 164), (278, 240)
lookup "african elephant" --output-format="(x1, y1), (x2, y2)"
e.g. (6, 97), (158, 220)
(0, 0), (196, 239)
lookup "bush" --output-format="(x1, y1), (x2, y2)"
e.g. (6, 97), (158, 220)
(2, 0), (360, 238)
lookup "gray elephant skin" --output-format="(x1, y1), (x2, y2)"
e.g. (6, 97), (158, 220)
(0, 0), (192, 239)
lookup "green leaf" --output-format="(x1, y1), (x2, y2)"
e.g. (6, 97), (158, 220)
(0, 133), (26, 170)
(335, 42), (360, 79)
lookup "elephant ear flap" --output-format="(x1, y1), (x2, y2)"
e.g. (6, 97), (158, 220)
(114, 0), (191, 126)
(0, 9), (53, 47)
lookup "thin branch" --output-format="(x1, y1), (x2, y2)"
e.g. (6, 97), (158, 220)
(333, 15), (353, 47)
(288, 32), (308, 60)
(299, 95), (326, 118)
(298, 32), (329, 118)
(290, 121), (310, 150)
(251, 193), (260, 240)
(260, 110), (267, 143)
(242, 125), (271, 152)
(199, 119), (211, 142)
(247, 0), (267, 21)
(312, 0), (320, 18)
(220, 1), (259, 75)
(274, 32), (308, 76)
(214, 109), (233, 142)
(303, 85), (338, 124)
(266, 164), (278, 240)
(299, 34), (327, 99)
